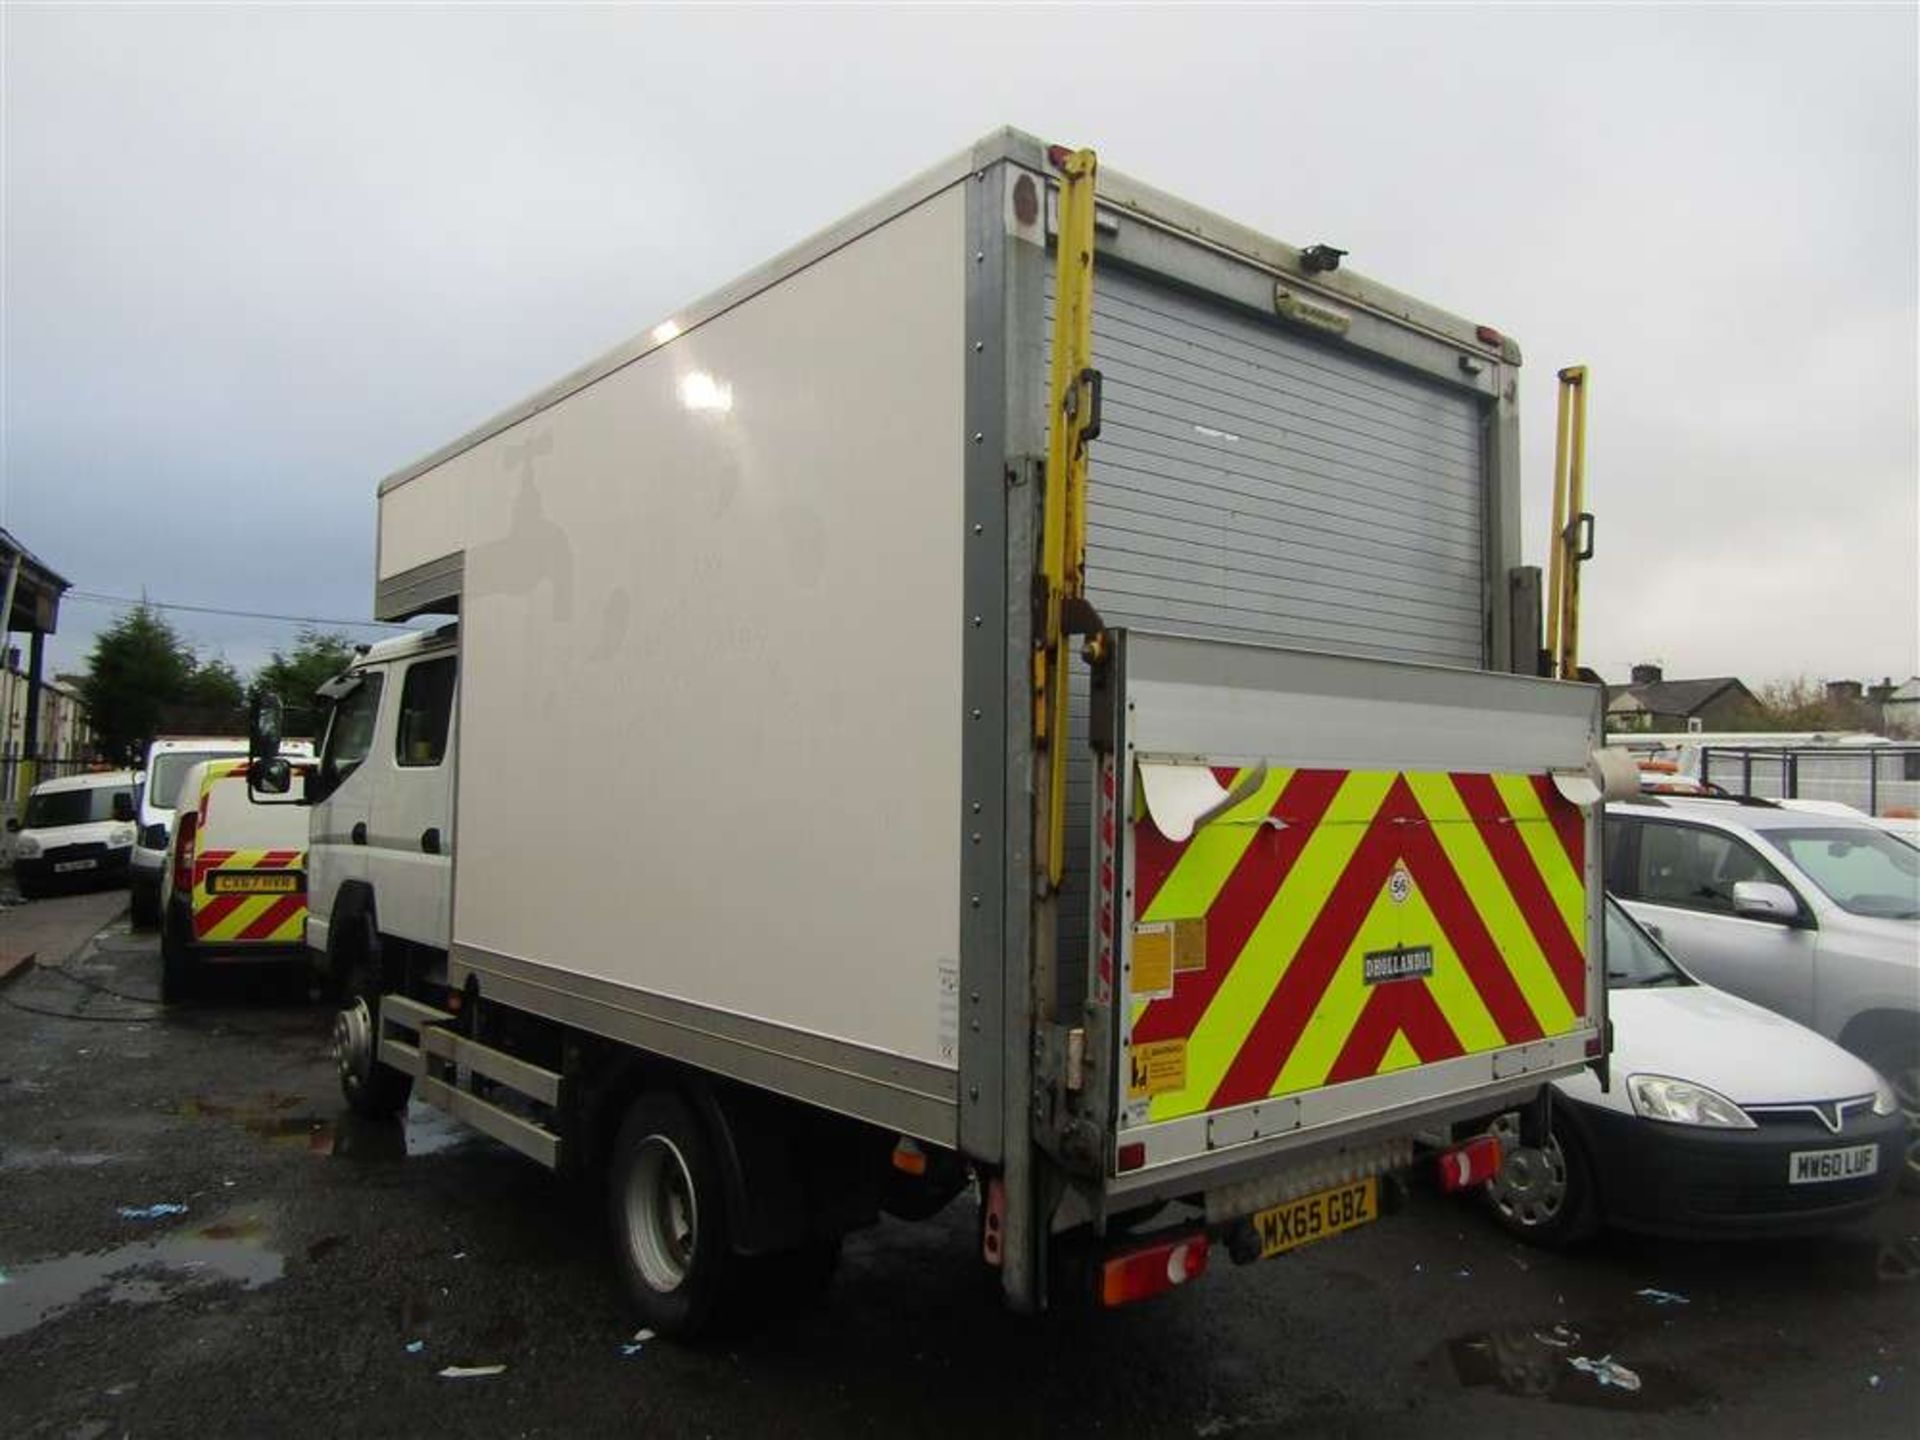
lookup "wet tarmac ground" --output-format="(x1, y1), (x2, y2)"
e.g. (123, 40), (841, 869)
(2, 916), (1916, 1438)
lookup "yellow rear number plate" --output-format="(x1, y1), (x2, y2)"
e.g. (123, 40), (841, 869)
(1252, 1177), (1378, 1259)
(208, 872), (300, 895)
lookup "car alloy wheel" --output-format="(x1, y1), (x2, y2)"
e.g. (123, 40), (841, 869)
(1486, 1126), (1570, 1230)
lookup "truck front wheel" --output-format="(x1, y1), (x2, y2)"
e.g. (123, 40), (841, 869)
(608, 1091), (739, 1339)
(335, 960), (414, 1119)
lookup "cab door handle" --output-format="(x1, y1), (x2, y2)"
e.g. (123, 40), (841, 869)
(421, 828), (441, 855)
(351, 822), (367, 846)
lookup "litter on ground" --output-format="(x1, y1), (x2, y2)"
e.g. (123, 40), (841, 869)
(118, 1203), (187, 1220)
(1567, 1354), (1642, 1392)
(405, 1341), (425, 1355)
(437, 1364), (505, 1379)
(1635, 1287), (1690, 1306)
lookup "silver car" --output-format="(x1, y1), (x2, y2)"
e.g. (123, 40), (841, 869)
(1606, 795), (1919, 1183)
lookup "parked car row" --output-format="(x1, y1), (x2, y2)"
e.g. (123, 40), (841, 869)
(7, 747), (1915, 1248)
(8, 736), (315, 998)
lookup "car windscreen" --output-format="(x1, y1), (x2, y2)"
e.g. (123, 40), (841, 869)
(24, 785), (132, 829)
(1605, 899), (1689, 988)
(1767, 827), (1920, 920)
(146, 750), (247, 811)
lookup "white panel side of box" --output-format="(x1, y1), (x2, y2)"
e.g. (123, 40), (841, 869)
(403, 185), (968, 1072)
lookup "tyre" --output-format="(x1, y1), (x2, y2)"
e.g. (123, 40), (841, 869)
(1481, 1113), (1601, 1248)
(335, 957), (414, 1119)
(129, 881), (159, 929)
(160, 910), (197, 1002)
(607, 1091), (740, 1339)
(16, 876), (44, 901)
(1864, 1043), (1920, 1194)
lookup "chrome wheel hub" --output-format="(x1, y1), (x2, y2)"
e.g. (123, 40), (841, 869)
(624, 1136), (698, 1293)
(334, 997), (374, 1088)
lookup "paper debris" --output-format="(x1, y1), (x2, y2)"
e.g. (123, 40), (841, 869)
(405, 1341), (425, 1355)
(437, 1364), (505, 1379)
(1635, 1287), (1690, 1306)
(118, 1203), (188, 1220)
(1567, 1354), (1642, 1392)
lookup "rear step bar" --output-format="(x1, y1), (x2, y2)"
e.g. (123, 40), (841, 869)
(379, 994), (565, 1169)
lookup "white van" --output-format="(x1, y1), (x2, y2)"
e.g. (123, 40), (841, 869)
(131, 736), (310, 926)
(8, 770), (140, 899)
(158, 756), (313, 998)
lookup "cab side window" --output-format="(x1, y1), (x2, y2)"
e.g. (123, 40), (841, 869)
(320, 673), (385, 788)
(395, 658), (456, 768)
(1629, 819), (1793, 915)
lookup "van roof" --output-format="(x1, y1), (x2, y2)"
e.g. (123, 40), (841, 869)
(32, 769), (138, 796)
(145, 736), (250, 753)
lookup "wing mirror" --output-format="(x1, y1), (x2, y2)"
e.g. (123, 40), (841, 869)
(248, 688), (303, 802)
(1732, 880), (1802, 924)
(111, 794), (136, 824)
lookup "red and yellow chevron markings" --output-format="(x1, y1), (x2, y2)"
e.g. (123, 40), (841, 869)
(1125, 766), (1587, 1125)
(191, 847), (307, 944)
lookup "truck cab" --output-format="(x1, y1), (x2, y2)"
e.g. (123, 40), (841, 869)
(303, 625), (457, 983)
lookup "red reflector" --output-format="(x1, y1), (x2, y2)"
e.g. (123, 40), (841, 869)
(1437, 1134), (1504, 1193)
(1585, 1033), (1605, 1057)
(172, 811), (198, 894)
(1116, 1141), (1147, 1173)
(1100, 1234), (1210, 1308)
(1474, 324), (1504, 347)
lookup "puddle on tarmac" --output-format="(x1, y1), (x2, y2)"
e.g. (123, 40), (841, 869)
(1446, 1321), (1709, 1411)
(0, 1213), (284, 1340)
(0, 1147), (117, 1172)
(173, 1095), (475, 1160)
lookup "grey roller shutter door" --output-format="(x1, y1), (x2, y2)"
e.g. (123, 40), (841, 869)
(1047, 264), (1489, 994)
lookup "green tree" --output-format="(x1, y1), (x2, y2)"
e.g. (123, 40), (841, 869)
(1745, 677), (1880, 734)
(255, 629), (358, 739)
(78, 605), (198, 763)
(174, 657), (248, 733)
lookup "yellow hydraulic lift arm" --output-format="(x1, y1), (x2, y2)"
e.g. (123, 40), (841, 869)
(1037, 144), (1101, 889)
(1546, 365), (1593, 681)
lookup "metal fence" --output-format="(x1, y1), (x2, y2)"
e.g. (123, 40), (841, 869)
(1698, 746), (1920, 817)
(2, 756), (105, 811)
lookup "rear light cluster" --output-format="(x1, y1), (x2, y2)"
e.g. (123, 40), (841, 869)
(1436, 1134), (1503, 1193)
(172, 811), (198, 894)
(1099, 1233), (1210, 1308)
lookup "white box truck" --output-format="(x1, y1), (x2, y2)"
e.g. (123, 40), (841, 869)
(249, 129), (1619, 1335)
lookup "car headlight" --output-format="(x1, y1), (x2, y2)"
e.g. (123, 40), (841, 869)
(14, 834), (41, 859)
(1626, 1074), (1757, 1129)
(109, 827), (135, 849)
(1872, 1076), (1899, 1117)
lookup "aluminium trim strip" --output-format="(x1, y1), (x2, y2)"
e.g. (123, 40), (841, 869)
(450, 943), (959, 1145)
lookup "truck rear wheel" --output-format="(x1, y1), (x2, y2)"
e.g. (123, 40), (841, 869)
(608, 1091), (739, 1339)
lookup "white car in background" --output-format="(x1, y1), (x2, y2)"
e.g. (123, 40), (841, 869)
(1485, 900), (1903, 1243)
(1605, 794), (1920, 1186)
(7, 770), (141, 899)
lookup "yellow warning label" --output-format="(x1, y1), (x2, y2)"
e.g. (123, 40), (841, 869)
(1173, 916), (1208, 973)
(1128, 1039), (1188, 1098)
(1131, 924), (1174, 996)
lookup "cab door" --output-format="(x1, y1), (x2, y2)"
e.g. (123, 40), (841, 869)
(367, 652), (456, 950)
(307, 667), (389, 956)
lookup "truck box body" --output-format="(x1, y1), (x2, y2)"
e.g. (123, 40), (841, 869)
(362, 129), (1605, 1304)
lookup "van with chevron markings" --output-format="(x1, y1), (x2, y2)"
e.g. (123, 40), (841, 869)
(160, 755), (312, 1000)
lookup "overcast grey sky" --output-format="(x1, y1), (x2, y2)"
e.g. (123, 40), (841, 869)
(4, 3), (1915, 690)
